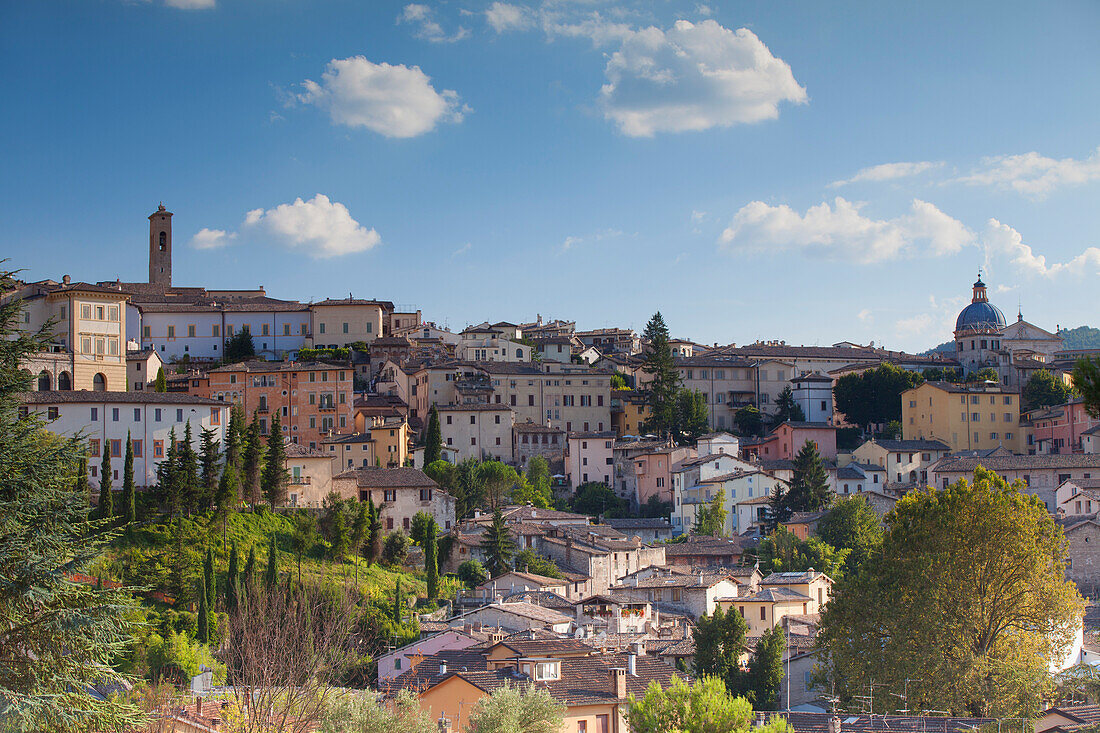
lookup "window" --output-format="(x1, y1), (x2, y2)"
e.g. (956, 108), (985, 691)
(384, 489), (396, 502)
(176, 408), (183, 422)
(90, 407), (98, 421)
(284, 323), (291, 335)
(132, 440), (143, 457)
(112, 408), (119, 422)
(167, 325), (175, 338)
(470, 415), (476, 425)
(154, 408), (162, 422)
(210, 407), (220, 424)
(111, 440), (122, 458)
(760, 606), (766, 620)
(319, 322), (326, 334)
(134, 408), (141, 421)
(47, 406), (58, 420)
(187, 324), (196, 338)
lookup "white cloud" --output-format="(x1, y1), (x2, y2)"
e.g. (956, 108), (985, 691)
(452, 242), (472, 257)
(981, 218), (1100, 278)
(542, 11), (634, 46)
(956, 147), (1100, 197)
(695, 4), (712, 16)
(857, 309), (872, 323)
(719, 197), (973, 264)
(895, 313), (934, 338)
(298, 57), (468, 138)
(486, 2), (533, 32)
(830, 161), (943, 187)
(164, 0), (214, 8)
(691, 210), (707, 222)
(559, 228), (624, 253)
(599, 20), (807, 137)
(190, 228), (235, 250)
(242, 194), (381, 259)
(397, 3), (470, 43)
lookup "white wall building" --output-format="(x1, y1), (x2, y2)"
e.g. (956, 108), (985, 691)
(437, 404), (515, 463)
(791, 372), (834, 424)
(566, 431), (615, 487)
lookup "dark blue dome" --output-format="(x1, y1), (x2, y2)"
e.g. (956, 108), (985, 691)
(955, 301), (1006, 332)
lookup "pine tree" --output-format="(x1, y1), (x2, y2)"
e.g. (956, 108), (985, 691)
(264, 534), (279, 591)
(747, 625), (786, 710)
(196, 581), (210, 644)
(120, 431), (136, 525)
(154, 366), (167, 392)
(786, 440), (832, 514)
(640, 312), (682, 438)
(198, 427), (221, 510)
(226, 543), (240, 612)
(178, 422), (200, 514)
(351, 502), (368, 558)
(260, 412), (288, 509)
(774, 386), (805, 425)
(330, 510), (349, 562)
(242, 544), (256, 590)
(214, 463), (240, 516)
(98, 440), (113, 519)
(424, 405), (442, 465)
(204, 547), (216, 611)
(425, 519), (439, 602)
(241, 412), (264, 505)
(366, 497), (383, 565)
(225, 404), (245, 471)
(0, 266), (144, 730)
(392, 579), (403, 625)
(159, 427), (182, 516)
(480, 509), (516, 577)
(75, 456), (89, 501)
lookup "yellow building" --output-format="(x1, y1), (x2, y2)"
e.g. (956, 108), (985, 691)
(902, 381), (1023, 454)
(611, 389), (651, 437)
(307, 298), (389, 348)
(370, 415), (410, 467)
(717, 570), (833, 637)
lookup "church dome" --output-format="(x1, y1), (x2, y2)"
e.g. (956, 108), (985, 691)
(955, 277), (1006, 333)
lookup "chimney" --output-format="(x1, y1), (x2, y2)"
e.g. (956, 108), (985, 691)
(631, 640), (646, 656)
(196, 696), (202, 716)
(62, 274), (71, 285)
(440, 661), (447, 675)
(610, 667), (627, 698)
(829, 717), (842, 733)
(627, 652), (637, 676)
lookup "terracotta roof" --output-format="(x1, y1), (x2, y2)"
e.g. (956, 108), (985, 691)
(492, 637), (594, 656)
(18, 391), (223, 406)
(866, 439), (951, 451)
(782, 712), (994, 733)
(332, 467), (438, 488)
(604, 518), (672, 530)
(310, 297), (393, 308)
(478, 571), (566, 589)
(934, 454), (1100, 472)
(663, 536), (744, 557)
(435, 403), (513, 412)
(207, 360), (344, 374)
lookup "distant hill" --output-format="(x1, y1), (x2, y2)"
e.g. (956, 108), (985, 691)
(920, 325), (1100, 356)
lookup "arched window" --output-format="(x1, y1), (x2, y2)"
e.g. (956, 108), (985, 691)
(159, 231), (167, 251)
(37, 370), (51, 391)
(57, 371), (72, 390)
(516, 348), (523, 359)
(93, 373), (107, 392)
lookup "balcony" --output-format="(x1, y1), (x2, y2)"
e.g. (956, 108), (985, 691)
(290, 476), (312, 485)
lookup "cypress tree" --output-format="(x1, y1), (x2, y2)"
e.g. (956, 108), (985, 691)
(242, 544), (256, 590)
(226, 543), (240, 611)
(196, 581), (210, 644)
(351, 501), (368, 558)
(160, 427), (181, 516)
(392, 579), (402, 625)
(198, 427), (221, 510)
(225, 404), (244, 471)
(425, 519), (439, 602)
(260, 412), (288, 509)
(178, 422), (200, 514)
(241, 412), (264, 505)
(366, 497), (383, 565)
(154, 366), (167, 392)
(120, 432), (135, 525)
(98, 441), (113, 519)
(214, 463), (239, 516)
(204, 547), (216, 610)
(424, 405), (442, 465)
(74, 455), (89, 502)
(264, 534), (279, 591)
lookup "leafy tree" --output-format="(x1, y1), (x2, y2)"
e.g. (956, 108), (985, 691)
(290, 512), (316, 582)
(453, 458), (485, 518)
(260, 412), (288, 509)
(424, 459), (457, 493)
(628, 675), (792, 733)
(382, 531), (410, 567)
(640, 494), (673, 519)
(818, 467), (1083, 717)
(881, 420), (902, 440)
(225, 543), (240, 612)
(1024, 369), (1076, 410)
(481, 509), (516, 577)
(693, 488), (728, 537)
(147, 629), (227, 685)
(746, 626), (786, 710)
(817, 496), (883, 573)
(223, 327), (256, 364)
(0, 270), (145, 730)
(674, 388), (710, 445)
(458, 559), (489, 588)
(330, 509), (349, 562)
(640, 312), (682, 438)
(570, 481), (628, 518)
(524, 455), (553, 502)
(773, 385), (806, 425)
(98, 439), (113, 519)
(477, 461), (521, 510)
(509, 475), (552, 509)
(734, 405), (763, 438)
(833, 363), (923, 432)
(424, 519), (439, 602)
(967, 366), (1001, 383)
(263, 533), (279, 591)
(693, 604), (747, 688)
(154, 366), (167, 392)
(198, 427), (221, 509)
(424, 405), (442, 466)
(350, 501), (368, 558)
(320, 689), (437, 733)
(241, 412), (264, 505)
(120, 431), (136, 525)
(513, 548), (564, 579)
(610, 373), (628, 390)
(177, 421), (200, 514)
(465, 683), (566, 733)
(410, 511), (439, 547)
(1075, 357), (1100, 419)
(756, 526), (848, 579)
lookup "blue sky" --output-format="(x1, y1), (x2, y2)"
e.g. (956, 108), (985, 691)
(3, 0), (1099, 352)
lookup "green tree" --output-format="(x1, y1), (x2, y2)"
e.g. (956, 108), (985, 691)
(147, 628), (227, 684)
(523, 455), (553, 504)
(833, 363), (923, 432)
(225, 543), (240, 612)
(98, 440), (113, 519)
(350, 501), (368, 558)
(392, 579), (403, 625)
(204, 546), (216, 612)
(816, 496), (883, 572)
(1074, 357), (1100, 419)
(320, 689), (437, 733)
(465, 683), (566, 733)
(410, 511), (439, 547)
(1023, 369), (1076, 410)
(640, 494), (673, 519)
(289, 512), (316, 582)
(818, 466), (1083, 717)
(458, 559), (489, 588)
(242, 544), (256, 590)
(177, 421), (200, 514)
(968, 367), (1000, 383)
(260, 412), (288, 509)
(154, 366), (167, 392)
(241, 412), (264, 505)
(365, 497), (383, 565)
(675, 388), (710, 445)
(784, 440), (832, 514)
(158, 427), (181, 515)
(196, 580), (211, 644)
(628, 675), (792, 733)
(570, 481), (628, 518)
(214, 463), (240, 516)
(611, 373), (628, 390)
(120, 431), (136, 525)
(693, 604), (747, 689)
(640, 311), (682, 438)
(382, 531), (410, 567)
(477, 461), (521, 510)
(773, 386), (805, 424)
(693, 488), (728, 537)
(424, 459), (457, 491)
(734, 405), (763, 438)
(0, 267), (144, 731)
(746, 626), (786, 710)
(263, 533), (279, 591)
(881, 420), (902, 440)
(330, 509), (349, 562)
(481, 509), (516, 577)
(74, 456), (89, 501)
(223, 327), (256, 364)
(198, 426), (221, 509)
(224, 404), (245, 471)
(513, 548), (564, 579)
(453, 458), (485, 518)
(756, 526), (848, 579)
(424, 405), (442, 466)
(424, 519), (439, 602)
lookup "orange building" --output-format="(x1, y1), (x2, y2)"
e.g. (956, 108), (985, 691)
(196, 360), (353, 448)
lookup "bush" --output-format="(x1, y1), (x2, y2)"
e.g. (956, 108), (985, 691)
(457, 560), (488, 589)
(382, 531), (410, 567)
(146, 629), (226, 684)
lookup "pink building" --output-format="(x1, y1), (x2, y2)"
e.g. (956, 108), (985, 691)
(377, 627), (483, 683)
(1027, 398), (1100, 455)
(566, 431), (615, 488)
(633, 447), (696, 506)
(742, 421), (838, 461)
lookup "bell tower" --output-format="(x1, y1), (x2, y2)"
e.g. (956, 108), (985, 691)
(149, 203), (173, 287)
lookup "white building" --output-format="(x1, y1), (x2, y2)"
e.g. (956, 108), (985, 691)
(136, 299), (311, 362)
(791, 372), (834, 424)
(437, 404), (515, 463)
(19, 391), (228, 487)
(566, 431), (615, 487)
